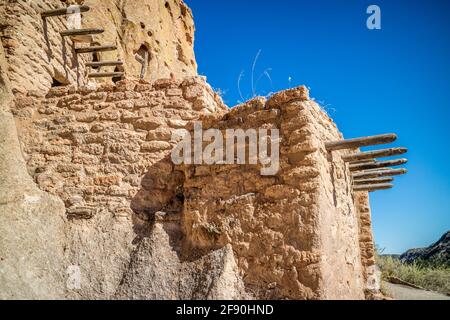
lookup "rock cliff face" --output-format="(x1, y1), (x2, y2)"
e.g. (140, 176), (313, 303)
(0, 0), (377, 299)
(0, 0), (196, 95)
(0, 37), (67, 300)
(400, 231), (450, 266)
(78, 0), (197, 80)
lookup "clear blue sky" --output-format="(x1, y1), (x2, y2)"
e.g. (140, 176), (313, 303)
(184, 0), (450, 254)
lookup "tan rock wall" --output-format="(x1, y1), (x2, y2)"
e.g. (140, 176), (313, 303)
(179, 87), (366, 299)
(80, 0), (197, 81)
(0, 0), (197, 96)
(1, 0), (377, 300)
(0, 0), (86, 95)
(0, 40), (67, 300)
(8, 79), (372, 299)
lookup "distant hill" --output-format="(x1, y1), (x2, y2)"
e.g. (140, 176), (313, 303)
(400, 231), (450, 266)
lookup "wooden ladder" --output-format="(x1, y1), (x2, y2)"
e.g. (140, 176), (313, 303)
(41, 5), (124, 80)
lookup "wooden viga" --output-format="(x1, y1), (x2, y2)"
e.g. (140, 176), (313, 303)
(326, 133), (408, 192)
(41, 5), (124, 80)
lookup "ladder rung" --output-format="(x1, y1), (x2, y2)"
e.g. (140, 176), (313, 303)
(61, 28), (104, 37)
(75, 45), (117, 54)
(41, 5), (90, 18)
(88, 72), (124, 78)
(86, 60), (124, 67)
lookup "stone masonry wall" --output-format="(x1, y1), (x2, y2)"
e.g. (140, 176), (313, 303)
(13, 76), (226, 219)
(179, 87), (366, 299)
(9, 79), (374, 299)
(354, 191), (379, 297)
(313, 107), (365, 300)
(11, 76), (227, 298)
(80, 0), (198, 81)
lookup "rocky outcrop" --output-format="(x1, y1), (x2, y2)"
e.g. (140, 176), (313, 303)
(0, 0), (196, 95)
(79, 0), (197, 80)
(400, 231), (450, 266)
(0, 41), (67, 300)
(115, 221), (249, 299)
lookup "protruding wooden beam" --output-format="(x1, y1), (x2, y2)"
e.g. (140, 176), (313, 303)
(353, 177), (394, 185)
(41, 5), (90, 18)
(88, 72), (124, 78)
(342, 147), (408, 162)
(352, 168), (407, 180)
(75, 45), (117, 54)
(350, 158), (408, 172)
(326, 133), (397, 151)
(86, 60), (124, 67)
(60, 28), (104, 37)
(350, 159), (376, 165)
(353, 183), (393, 192)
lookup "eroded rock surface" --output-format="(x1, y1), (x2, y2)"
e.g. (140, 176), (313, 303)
(0, 0), (197, 95)
(115, 221), (249, 300)
(0, 42), (67, 300)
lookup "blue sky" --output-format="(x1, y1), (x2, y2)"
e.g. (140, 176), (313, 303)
(184, 0), (450, 254)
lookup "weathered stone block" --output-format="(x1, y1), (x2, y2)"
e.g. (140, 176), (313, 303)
(140, 141), (172, 152)
(94, 175), (121, 186)
(134, 118), (164, 130)
(76, 112), (98, 123)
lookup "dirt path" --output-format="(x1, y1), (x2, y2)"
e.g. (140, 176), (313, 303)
(383, 281), (450, 300)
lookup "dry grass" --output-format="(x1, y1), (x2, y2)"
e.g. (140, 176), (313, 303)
(377, 254), (450, 295)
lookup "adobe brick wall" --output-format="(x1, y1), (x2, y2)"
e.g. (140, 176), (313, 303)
(179, 87), (366, 299)
(354, 191), (379, 297)
(8, 77), (378, 299)
(12, 76), (226, 219)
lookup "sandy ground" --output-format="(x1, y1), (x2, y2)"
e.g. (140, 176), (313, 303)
(383, 281), (450, 300)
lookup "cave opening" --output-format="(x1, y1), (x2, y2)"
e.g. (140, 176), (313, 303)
(90, 52), (100, 70)
(51, 77), (64, 87)
(112, 65), (125, 83)
(134, 45), (151, 79)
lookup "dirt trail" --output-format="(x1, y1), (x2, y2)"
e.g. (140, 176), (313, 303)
(383, 281), (450, 300)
